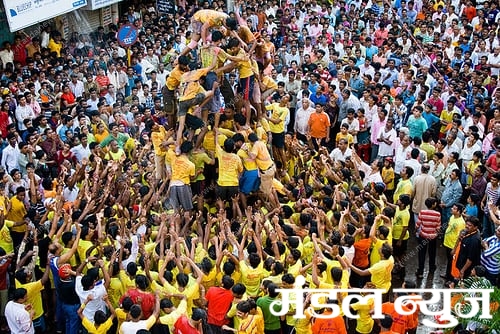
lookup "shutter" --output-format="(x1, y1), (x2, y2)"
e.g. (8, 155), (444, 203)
(67, 9), (102, 36)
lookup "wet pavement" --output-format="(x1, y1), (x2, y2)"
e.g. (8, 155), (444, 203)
(393, 235), (449, 334)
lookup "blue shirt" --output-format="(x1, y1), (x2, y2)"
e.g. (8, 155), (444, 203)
(406, 115), (428, 139)
(310, 94), (328, 106)
(441, 179), (463, 208)
(422, 111), (440, 128)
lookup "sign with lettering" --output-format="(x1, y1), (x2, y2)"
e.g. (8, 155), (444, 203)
(87, 0), (121, 10)
(4, 0), (87, 32)
(117, 24), (138, 48)
(157, 0), (175, 15)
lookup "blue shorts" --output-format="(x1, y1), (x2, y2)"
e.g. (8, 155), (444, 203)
(239, 169), (260, 195)
(237, 75), (254, 101)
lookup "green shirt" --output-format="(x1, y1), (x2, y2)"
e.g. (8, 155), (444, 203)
(257, 295), (281, 330)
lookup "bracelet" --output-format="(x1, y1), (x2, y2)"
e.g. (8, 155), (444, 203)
(80, 303), (86, 309)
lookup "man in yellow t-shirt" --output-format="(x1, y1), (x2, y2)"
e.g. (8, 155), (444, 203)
(169, 141), (196, 213)
(442, 203), (466, 281)
(349, 243), (395, 297)
(233, 133), (260, 208)
(164, 56), (190, 128)
(175, 68), (218, 155)
(265, 95), (290, 166)
(247, 133), (279, 208)
(227, 38), (255, 124)
(181, 9), (237, 56)
(16, 262), (51, 332)
(392, 195), (411, 271)
(215, 132), (243, 208)
(6, 187), (27, 249)
(151, 124), (174, 181)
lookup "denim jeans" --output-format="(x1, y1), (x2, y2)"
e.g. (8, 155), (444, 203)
(61, 303), (81, 334)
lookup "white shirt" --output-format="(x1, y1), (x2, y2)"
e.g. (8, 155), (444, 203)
(395, 145), (412, 174)
(68, 80), (85, 98)
(70, 144), (91, 162)
(405, 158), (422, 181)
(330, 147), (353, 163)
(119, 316), (156, 334)
(5, 300), (34, 334)
(1, 144), (20, 173)
(294, 106), (314, 135)
(75, 276), (107, 322)
(377, 127), (397, 157)
(488, 53), (500, 76)
(15, 105), (35, 131)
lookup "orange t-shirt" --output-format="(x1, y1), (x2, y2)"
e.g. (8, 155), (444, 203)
(311, 311), (347, 334)
(308, 112), (331, 139)
(381, 302), (411, 334)
(353, 238), (371, 268)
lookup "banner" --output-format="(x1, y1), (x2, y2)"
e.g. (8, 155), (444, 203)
(4, 0), (87, 32)
(157, 0), (175, 15)
(87, 0), (121, 10)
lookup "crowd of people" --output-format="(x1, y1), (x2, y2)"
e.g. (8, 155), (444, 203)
(0, 0), (499, 333)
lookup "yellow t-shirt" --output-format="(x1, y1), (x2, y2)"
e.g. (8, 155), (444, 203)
(444, 215), (466, 249)
(393, 179), (413, 203)
(151, 127), (168, 156)
(7, 196), (27, 233)
(108, 277), (125, 308)
(171, 155), (195, 185)
(17, 280), (44, 319)
(191, 151), (213, 182)
(175, 281), (199, 316)
(119, 270), (136, 292)
(61, 247), (78, 267)
(159, 299), (187, 327)
(382, 167), (395, 191)
(262, 76), (278, 91)
(368, 256), (394, 293)
(166, 66), (184, 91)
(216, 144), (243, 187)
(0, 220), (14, 253)
(48, 39), (62, 57)
(77, 239), (95, 264)
(179, 81), (205, 102)
(239, 260), (265, 297)
(235, 49), (254, 79)
(370, 238), (385, 266)
(440, 109), (454, 134)
(193, 10), (228, 26)
(335, 132), (354, 146)
(82, 316), (114, 334)
(351, 297), (375, 334)
(393, 207), (410, 241)
(237, 148), (258, 170)
(265, 103), (289, 134)
(250, 141), (273, 171)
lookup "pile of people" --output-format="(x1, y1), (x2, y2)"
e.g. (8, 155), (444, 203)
(0, 0), (499, 333)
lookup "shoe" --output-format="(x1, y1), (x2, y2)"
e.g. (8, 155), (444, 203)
(440, 274), (448, 279)
(415, 271), (424, 279)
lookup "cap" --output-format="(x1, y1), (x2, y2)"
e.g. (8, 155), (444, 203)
(58, 263), (72, 280)
(384, 156), (394, 163)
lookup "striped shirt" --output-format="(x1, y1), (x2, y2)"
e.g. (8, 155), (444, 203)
(480, 235), (500, 275)
(416, 209), (441, 239)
